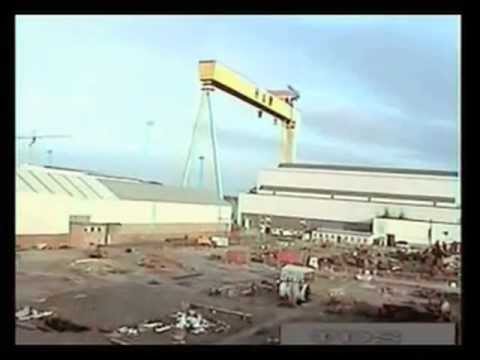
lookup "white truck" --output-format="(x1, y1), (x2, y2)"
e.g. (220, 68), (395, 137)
(277, 264), (315, 305)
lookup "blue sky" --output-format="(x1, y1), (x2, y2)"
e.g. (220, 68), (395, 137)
(16, 15), (460, 195)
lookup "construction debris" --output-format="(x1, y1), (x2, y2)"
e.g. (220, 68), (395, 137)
(327, 288), (345, 304)
(108, 337), (131, 346)
(89, 245), (108, 259)
(225, 250), (249, 265)
(172, 272), (204, 280)
(196, 236), (213, 247)
(36, 243), (48, 250)
(16, 306), (54, 321)
(154, 325), (172, 334)
(354, 269), (373, 282)
(207, 254), (222, 261)
(307, 256), (319, 269)
(117, 326), (140, 337)
(211, 236), (229, 248)
(190, 303), (252, 321)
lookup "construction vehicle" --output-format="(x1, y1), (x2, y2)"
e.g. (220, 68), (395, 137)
(277, 264), (314, 305)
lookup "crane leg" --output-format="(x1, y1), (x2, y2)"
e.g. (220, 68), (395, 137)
(280, 124), (296, 164)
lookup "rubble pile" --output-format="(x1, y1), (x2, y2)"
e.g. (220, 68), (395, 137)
(16, 306), (53, 322)
(308, 241), (460, 283)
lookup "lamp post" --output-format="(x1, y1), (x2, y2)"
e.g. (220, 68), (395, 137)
(47, 149), (53, 166)
(145, 120), (155, 157)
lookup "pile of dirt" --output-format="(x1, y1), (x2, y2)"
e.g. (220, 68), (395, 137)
(136, 252), (189, 275)
(69, 258), (129, 276)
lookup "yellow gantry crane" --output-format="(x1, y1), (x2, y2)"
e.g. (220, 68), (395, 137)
(183, 60), (301, 200)
(198, 60), (301, 163)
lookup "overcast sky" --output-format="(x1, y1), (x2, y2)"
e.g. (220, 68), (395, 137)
(16, 15), (460, 195)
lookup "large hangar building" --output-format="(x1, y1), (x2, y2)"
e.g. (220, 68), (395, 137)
(16, 164), (231, 248)
(238, 163), (461, 246)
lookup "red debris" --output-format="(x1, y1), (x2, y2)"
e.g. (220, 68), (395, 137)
(277, 250), (302, 266)
(225, 250), (249, 265)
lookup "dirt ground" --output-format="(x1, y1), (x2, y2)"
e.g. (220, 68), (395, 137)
(15, 238), (461, 345)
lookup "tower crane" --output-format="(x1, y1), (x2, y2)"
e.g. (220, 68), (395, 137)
(16, 131), (72, 164)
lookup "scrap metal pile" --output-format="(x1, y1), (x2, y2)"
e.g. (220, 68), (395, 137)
(105, 302), (243, 345)
(307, 241), (461, 282)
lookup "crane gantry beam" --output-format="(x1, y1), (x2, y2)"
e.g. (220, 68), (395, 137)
(198, 60), (300, 163)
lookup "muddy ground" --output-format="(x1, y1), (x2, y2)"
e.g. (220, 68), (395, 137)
(16, 239), (461, 345)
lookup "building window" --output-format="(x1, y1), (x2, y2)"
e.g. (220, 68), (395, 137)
(262, 94), (266, 103)
(90, 227), (95, 232)
(269, 96), (273, 106)
(84, 228), (88, 232)
(97, 227), (102, 232)
(255, 88), (259, 98)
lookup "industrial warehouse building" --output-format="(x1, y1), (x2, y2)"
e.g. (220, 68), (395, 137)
(16, 164), (231, 248)
(238, 163), (461, 246)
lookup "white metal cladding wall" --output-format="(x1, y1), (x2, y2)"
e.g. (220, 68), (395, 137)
(373, 218), (431, 244)
(238, 193), (461, 225)
(16, 192), (232, 235)
(257, 169), (459, 203)
(432, 223), (461, 243)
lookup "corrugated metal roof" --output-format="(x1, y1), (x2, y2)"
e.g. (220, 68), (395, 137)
(278, 163), (458, 177)
(16, 165), (118, 200)
(99, 178), (229, 206)
(17, 164), (227, 206)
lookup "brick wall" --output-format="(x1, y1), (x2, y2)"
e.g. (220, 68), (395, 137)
(109, 223), (229, 246)
(17, 222), (230, 249)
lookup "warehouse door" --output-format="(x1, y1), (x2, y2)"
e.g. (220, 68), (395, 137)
(386, 234), (395, 247)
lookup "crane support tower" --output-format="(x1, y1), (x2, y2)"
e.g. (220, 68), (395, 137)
(198, 60), (301, 164)
(182, 60), (301, 200)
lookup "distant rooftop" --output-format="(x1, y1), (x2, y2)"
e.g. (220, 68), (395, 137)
(278, 163), (458, 178)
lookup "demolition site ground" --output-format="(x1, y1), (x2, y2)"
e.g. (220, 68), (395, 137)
(15, 235), (462, 345)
